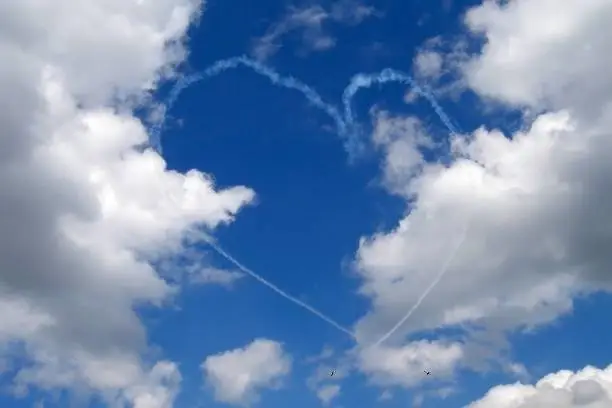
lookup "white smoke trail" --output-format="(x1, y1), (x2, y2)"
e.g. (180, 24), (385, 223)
(202, 235), (357, 339)
(150, 56), (349, 154)
(342, 68), (460, 137)
(150, 56), (466, 341)
(150, 56), (458, 158)
(368, 221), (471, 349)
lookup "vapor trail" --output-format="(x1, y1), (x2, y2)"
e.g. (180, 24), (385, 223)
(369, 224), (470, 348)
(202, 235), (357, 339)
(151, 56), (459, 157)
(150, 56), (466, 341)
(150, 56), (349, 153)
(343, 68), (459, 137)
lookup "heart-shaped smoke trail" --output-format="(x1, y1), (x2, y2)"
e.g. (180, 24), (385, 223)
(150, 55), (467, 348)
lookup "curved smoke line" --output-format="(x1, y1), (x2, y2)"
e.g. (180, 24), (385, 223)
(150, 56), (465, 345)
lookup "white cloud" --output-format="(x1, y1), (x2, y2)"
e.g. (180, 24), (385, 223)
(461, 0), (612, 116)
(305, 347), (351, 405)
(468, 365), (612, 408)
(506, 362), (530, 381)
(357, 341), (463, 388)
(352, 0), (612, 388)
(190, 267), (244, 287)
(202, 339), (292, 406)
(414, 50), (443, 79)
(0, 0), (254, 406)
(122, 361), (183, 408)
(403, 89), (420, 104)
(251, 0), (378, 61)
(370, 109), (433, 195)
(317, 384), (341, 405)
(306, 347), (353, 405)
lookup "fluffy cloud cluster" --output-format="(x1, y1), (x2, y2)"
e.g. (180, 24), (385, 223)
(353, 0), (612, 388)
(202, 339), (292, 406)
(358, 341), (463, 388)
(0, 0), (254, 406)
(469, 365), (612, 408)
(463, 0), (612, 117)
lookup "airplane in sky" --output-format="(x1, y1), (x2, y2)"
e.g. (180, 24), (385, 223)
(424, 370), (431, 376)
(329, 370), (336, 377)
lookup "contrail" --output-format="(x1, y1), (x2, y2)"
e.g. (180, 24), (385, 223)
(150, 56), (457, 158)
(201, 235), (357, 339)
(149, 56), (348, 154)
(342, 68), (460, 137)
(150, 56), (466, 342)
(369, 223), (471, 348)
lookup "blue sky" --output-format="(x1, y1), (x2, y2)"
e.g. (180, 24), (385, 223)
(3, 0), (612, 407)
(153, 0), (612, 406)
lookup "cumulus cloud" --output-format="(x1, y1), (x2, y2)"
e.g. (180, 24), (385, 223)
(0, 0), (254, 406)
(461, 0), (612, 118)
(251, 0), (379, 61)
(202, 339), (292, 406)
(352, 0), (612, 388)
(370, 109), (434, 195)
(357, 341), (463, 388)
(468, 365), (612, 408)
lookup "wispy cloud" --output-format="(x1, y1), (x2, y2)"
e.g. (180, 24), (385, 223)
(305, 347), (353, 405)
(251, 0), (380, 61)
(189, 267), (244, 287)
(202, 339), (292, 406)
(316, 384), (341, 405)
